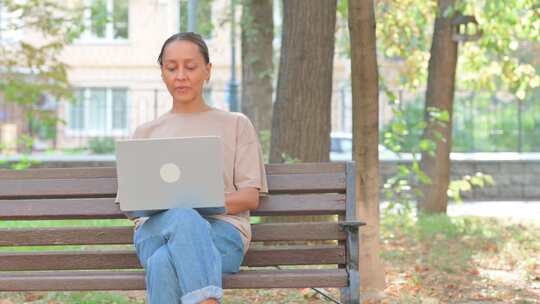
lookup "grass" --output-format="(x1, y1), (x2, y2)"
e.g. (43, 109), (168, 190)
(0, 214), (538, 303)
(381, 212), (540, 303)
(0, 291), (145, 304)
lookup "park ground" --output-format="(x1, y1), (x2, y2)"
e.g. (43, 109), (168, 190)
(0, 201), (538, 304)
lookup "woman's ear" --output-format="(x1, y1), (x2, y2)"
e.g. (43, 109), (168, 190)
(206, 63), (212, 81)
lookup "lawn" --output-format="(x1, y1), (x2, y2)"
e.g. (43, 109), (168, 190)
(0, 213), (538, 303)
(379, 213), (540, 303)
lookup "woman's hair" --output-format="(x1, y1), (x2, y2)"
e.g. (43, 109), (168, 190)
(157, 32), (210, 66)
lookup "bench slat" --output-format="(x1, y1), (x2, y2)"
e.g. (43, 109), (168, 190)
(0, 167), (119, 180)
(252, 222), (346, 241)
(266, 162), (346, 174)
(0, 198), (122, 220)
(0, 194), (345, 220)
(0, 222), (346, 246)
(0, 178), (117, 199)
(243, 246), (345, 266)
(0, 173), (345, 199)
(0, 163), (346, 180)
(0, 246), (345, 270)
(0, 269), (348, 291)
(255, 193), (345, 216)
(0, 227), (132, 246)
(267, 173), (346, 193)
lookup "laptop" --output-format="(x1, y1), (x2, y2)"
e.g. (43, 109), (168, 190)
(115, 136), (225, 218)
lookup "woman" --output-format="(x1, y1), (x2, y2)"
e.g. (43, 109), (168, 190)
(121, 32), (268, 304)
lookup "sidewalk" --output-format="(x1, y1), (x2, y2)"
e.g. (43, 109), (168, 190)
(448, 200), (540, 221)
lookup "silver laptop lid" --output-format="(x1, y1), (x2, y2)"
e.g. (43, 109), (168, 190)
(115, 136), (224, 216)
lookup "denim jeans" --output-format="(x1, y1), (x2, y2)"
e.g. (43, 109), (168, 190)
(133, 208), (245, 304)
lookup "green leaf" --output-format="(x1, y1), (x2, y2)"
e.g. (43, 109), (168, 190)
(419, 139), (435, 152)
(484, 175), (495, 186)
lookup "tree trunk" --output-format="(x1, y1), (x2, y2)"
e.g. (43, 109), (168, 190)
(349, 0), (386, 294)
(241, 0), (273, 132)
(269, 0), (336, 163)
(419, 0), (458, 214)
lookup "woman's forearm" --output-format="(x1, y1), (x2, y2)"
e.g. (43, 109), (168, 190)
(225, 187), (260, 214)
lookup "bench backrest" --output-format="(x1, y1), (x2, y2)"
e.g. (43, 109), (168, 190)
(0, 162), (356, 290)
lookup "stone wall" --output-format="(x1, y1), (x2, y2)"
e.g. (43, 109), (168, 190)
(379, 154), (540, 201)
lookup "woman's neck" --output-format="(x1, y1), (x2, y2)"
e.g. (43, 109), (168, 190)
(170, 98), (210, 114)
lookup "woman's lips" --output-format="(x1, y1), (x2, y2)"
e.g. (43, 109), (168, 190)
(174, 86), (191, 93)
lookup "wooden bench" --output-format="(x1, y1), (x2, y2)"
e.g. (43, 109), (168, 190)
(0, 162), (362, 303)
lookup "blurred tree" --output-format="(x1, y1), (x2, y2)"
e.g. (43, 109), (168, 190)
(349, 0), (386, 295)
(418, 0), (459, 214)
(375, 0), (540, 214)
(420, 0), (540, 213)
(240, 0), (273, 132)
(269, 0), (336, 163)
(179, 0), (214, 37)
(0, 0), (85, 153)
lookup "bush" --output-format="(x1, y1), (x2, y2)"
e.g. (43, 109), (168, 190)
(88, 137), (116, 154)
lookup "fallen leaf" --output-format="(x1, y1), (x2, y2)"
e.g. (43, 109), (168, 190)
(300, 288), (318, 299)
(469, 268), (480, 276)
(25, 293), (45, 302)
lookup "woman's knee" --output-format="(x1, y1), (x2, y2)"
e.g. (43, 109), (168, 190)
(146, 246), (174, 273)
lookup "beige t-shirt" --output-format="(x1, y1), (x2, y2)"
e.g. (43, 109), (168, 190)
(115, 107), (268, 253)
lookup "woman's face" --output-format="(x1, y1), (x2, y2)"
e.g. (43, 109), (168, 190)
(161, 40), (211, 105)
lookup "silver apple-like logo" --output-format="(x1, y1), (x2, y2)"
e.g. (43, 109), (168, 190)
(160, 163), (181, 183)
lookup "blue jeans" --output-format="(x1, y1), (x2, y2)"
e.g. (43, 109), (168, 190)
(133, 208), (245, 304)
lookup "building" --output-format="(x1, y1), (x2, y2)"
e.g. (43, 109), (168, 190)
(1, 0), (352, 153)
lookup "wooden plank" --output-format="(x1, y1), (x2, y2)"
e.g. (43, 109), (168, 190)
(243, 246), (345, 267)
(0, 163), (346, 180)
(0, 167), (117, 180)
(0, 194), (345, 220)
(267, 173), (346, 193)
(0, 269), (348, 291)
(0, 227), (134, 246)
(223, 269), (347, 289)
(0, 222), (346, 246)
(0, 173), (345, 199)
(251, 222), (346, 241)
(0, 198), (124, 220)
(0, 270), (146, 291)
(265, 162), (346, 175)
(253, 193), (345, 216)
(0, 247), (345, 270)
(0, 250), (140, 271)
(0, 178), (118, 199)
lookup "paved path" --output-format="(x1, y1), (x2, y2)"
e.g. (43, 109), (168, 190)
(448, 201), (540, 221)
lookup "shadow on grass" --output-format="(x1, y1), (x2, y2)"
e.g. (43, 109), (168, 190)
(381, 212), (540, 303)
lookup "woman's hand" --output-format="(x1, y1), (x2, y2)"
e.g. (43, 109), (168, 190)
(224, 187), (260, 215)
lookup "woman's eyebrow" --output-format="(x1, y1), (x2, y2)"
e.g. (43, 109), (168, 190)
(164, 58), (197, 64)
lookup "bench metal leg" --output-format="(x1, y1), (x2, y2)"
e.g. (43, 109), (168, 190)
(340, 270), (360, 304)
(340, 162), (362, 304)
(338, 222), (361, 304)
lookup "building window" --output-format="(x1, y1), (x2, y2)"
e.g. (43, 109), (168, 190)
(67, 88), (129, 136)
(82, 0), (129, 41)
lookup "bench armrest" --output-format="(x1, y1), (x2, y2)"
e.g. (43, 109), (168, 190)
(338, 220), (366, 232)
